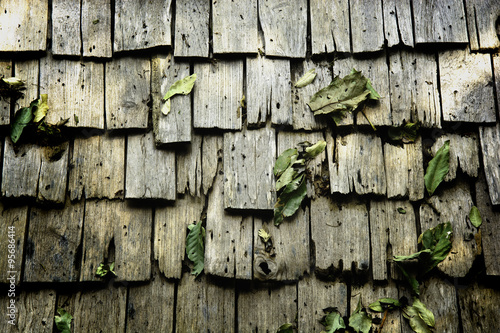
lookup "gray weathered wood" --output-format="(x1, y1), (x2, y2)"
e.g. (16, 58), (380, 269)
(114, 0), (172, 52)
(0, 0), (48, 51)
(212, 0), (258, 54)
(126, 132), (175, 200)
(406, 137), (425, 201)
(458, 283), (500, 332)
(152, 53), (192, 144)
(439, 48), (496, 123)
(419, 181), (477, 277)
(413, 0), (468, 44)
(0, 204), (28, 283)
(246, 55), (292, 126)
(24, 200), (84, 282)
(479, 124), (500, 205)
(258, 0), (307, 58)
(202, 135), (223, 195)
(106, 57), (150, 129)
(419, 277), (460, 332)
(465, 0), (500, 51)
(432, 134), (479, 181)
(370, 200), (418, 281)
(176, 135), (202, 196)
(69, 134), (125, 201)
(14, 59), (39, 112)
(494, 53), (500, 112)
(174, 0), (210, 58)
(254, 208), (310, 281)
(327, 132), (386, 195)
(154, 195), (205, 279)
(383, 0), (414, 47)
(310, 0), (350, 54)
(37, 143), (69, 204)
(40, 54), (104, 128)
(52, 0), (81, 56)
(223, 126), (276, 211)
(311, 196), (370, 275)
(350, 0), (385, 53)
(193, 60), (243, 130)
(82, 0), (112, 57)
(0, 60), (12, 125)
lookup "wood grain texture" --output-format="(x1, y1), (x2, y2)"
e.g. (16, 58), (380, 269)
(494, 53), (500, 112)
(465, 0), (500, 51)
(459, 283), (500, 332)
(419, 277), (460, 332)
(479, 124), (500, 205)
(0, 60), (12, 125)
(383, 0), (414, 47)
(174, 0), (210, 58)
(432, 134), (479, 181)
(82, 0), (112, 57)
(176, 134), (202, 196)
(258, 0), (307, 58)
(51, 0), (81, 56)
(310, 0), (350, 54)
(0, 204), (28, 283)
(106, 57), (150, 129)
(439, 48), (496, 123)
(14, 59), (39, 118)
(202, 134), (223, 195)
(37, 143), (69, 204)
(350, 0), (385, 53)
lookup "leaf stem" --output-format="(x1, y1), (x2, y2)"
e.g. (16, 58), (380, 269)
(379, 309), (388, 332)
(361, 108), (376, 131)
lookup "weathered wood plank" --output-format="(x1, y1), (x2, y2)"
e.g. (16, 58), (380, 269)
(458, 283), (500, 332)
(432, 134), (479, 182)
(0, 204), (28, 283)
(193, 60), (243, 130)
(106, 57), (150, 129)
(383, 0), (414, 47)
(406, 137), (425, 201)
(350, 0), (385, 53)
(152, 54), (192, 144)
(246, 55), (292, 126)
(465, 0), (500, 51)
(24, 200), (84, 282)
(223, 127), (276, 211)
(114, 0), (172, 52)
(419, 277), (460, 332)
(212, 0), (258, 54)
(311, 196), (370, 275)
(52, 0), (81, 56)
(0, 0), (48, 51)
(202, 134), (223, 195)
(494, 53), (500, 111)
(14, 59), (39, 112)
(310, 0), (350, 54)
(37, 143), (69, 204)
(69, 134), (125, 201)
(439, 48), (496, 123)
(419, 181), (477, 277)
(176, 135), (202, 196)
(0, 60), (12, 125)
(258, 0), (307, 58)
(370, 200), (417, 281)
(479, 124), (500, 205)
(126, 132), (176, 200)
(154, 195), (205, 279)
(413, 0), (468, 44)
(82, 0), (112, 57)
(40, 54), (104, 128)
(174, 0), (210, 58)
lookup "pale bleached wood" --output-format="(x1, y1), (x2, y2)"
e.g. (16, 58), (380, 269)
(0, 0), (48, 51)
(69, 134), (125, 201)
(212, 0), (258, 54)
(193, 60), (243, 130)
(258, 0), (307, 58)
(311, 196), (370, 275)
(370, 200), (417, 281)
(223, 127), (276, 211)
(114, 0), (172, 52)
(40, 54), (104, 128)
(383, 0), (414, 47)
(14, 59), (39, 112)
(413, 0), (468, 43)
(459, 283), (500, 332)
(24, 200), (84, 282)
(202, 134), (223, 195)
(0, 204), (28, 283)
(465, 0), (500, 51)
(439, 48), (496, 123)
(419, 181), (477, 277)
(432, 134), (479, 182)
(154, 195), (205, 279)
(106, 57), (150, 129)
(152, 54), (192, 144)
(479, 124), (500, 205)
(37, 143), (69, 204)
(246, 55), (292, 126)
(174, 0), (210, 58)
(350, 0), (385, 53)
(52, 0), (81, 56)
(419, 277), (460, 332)
(310, 0), (350, 54)
(126, 132), (176, 200)
(176, 134), (202, 196)
(406, 137), (425, 201)
(82, 0), (112, 57)
(0, 60), (12, 125)
(494, 54), (500, 112)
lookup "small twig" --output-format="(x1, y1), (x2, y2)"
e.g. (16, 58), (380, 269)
(379, 309), (389, 332)
(361, 108), (376, 131)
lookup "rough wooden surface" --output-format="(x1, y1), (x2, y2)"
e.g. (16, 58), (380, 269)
(459, 283), (500, 332)
(154, 195), (205, 279)
(126, 132), (176, 200)
(174, 0), (210, 58)
(432, 134), (479, 181)
(37, 143), (69, 204)
(310, 0), (350, 54)
(258, 0), (307, 58)
(465, 0), (500, 51)
(0, 0), (48, 51)
(479, 124), (500, 205)
(224, 127), (276, 211)
(413, 0), (468, 43)
(202, 135), (223, 195)
(69, 134), (125, 201)
(383, 0), (414, 47)
(419, 277), (460, 332)
(106, 57), (150, 129)
(176, 135), (202, 196)
(350, 0), (385, 53)
(82, 0), (112, 57)
(14, 59), (39, 118)
(494, 53), (500, 111)
(193, 60), (243, 130)
(0, 60), (12, 125)
(51, 0), (81, 56)
(24, 200), (84, 282)
(439, 48), (496, 123)
(152, 54), (192, 145)
(114, 0), (172, 52)
(0, 204), (28, 282)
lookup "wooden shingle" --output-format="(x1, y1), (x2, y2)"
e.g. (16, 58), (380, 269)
(350, 0), (385, 53)
(0, 60), (12, 125)
(465, 0), (500, 51)
(2, 140), (41, 198)
(479, 123), (500, 205)
(419, 278), (460, 332)
(174, 0), (210, 58)
(82, 0), (112, 58)
(176, 135), (202, 197)
(52, 0), (81, 56)
(383, 0), (414, 47)
(201, 135), (223, 195)
(310, 0), (350, 54)
(37, 143), (70, 204)
(0, 204), (28, 283)
(459, 283), (500, 332)
(14, 59), (39, 110)
(432, 134), (480, 181)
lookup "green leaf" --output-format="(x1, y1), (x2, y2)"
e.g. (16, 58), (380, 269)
(274, 148), (298, 177)
(2, 77), (24, 87)
(295, 68), (317, 88)
(10, 106), (33, 143)
(304, 140), (326, 159)
(396, 262), (420, 296)
(348, 301), (372, 333)
(365, 78), (380, 100)
(368, 298), (401, 312)
(276, 323), (294, 333)
(276, 165), (298, 192)
(282, 177), (307, 217)
(95, 262), (117, 277)
(320, 309), (346, 333)
(412, 298), (435, 327)
(398, 207), (406, 214)
(54, 308), (72, 333)
(469, 206), (482, 228)
(33, 94), (49, 122)
(274, 175), (307, 226)
(186, 222), (205, 277)
(393, 249), (432, 262)
(402, 305), (432, 333)
(418, 222), (453, 273)
(424, 140), (450, 196)
(258, 229), (271, 243)
(162, 73), (197, 115)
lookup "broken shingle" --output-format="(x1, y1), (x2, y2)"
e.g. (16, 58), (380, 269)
(310, 0), (350, 54)
(382, 0), (414, 47)
(350, 0), (385, 53)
